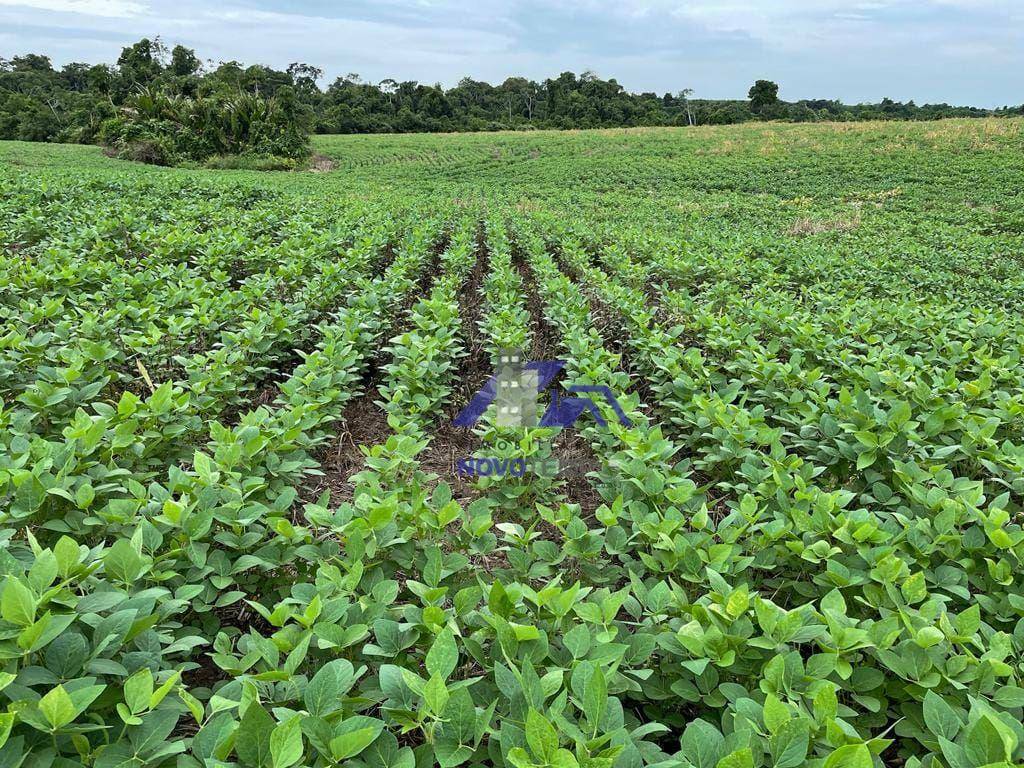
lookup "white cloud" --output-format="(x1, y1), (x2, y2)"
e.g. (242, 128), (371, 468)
(0, 0), (145, 17)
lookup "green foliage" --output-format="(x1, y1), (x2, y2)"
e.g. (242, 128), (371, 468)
(0, 119), (1023, 767)
(1, 38), (1021, 147)
(747, 79), (780, 114)
(100, 87), (312, 166)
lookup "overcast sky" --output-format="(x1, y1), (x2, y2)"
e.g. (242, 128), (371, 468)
(1, 0), (1020, 107)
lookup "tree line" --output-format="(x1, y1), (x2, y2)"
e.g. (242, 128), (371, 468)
(2, 38), (1020, 146)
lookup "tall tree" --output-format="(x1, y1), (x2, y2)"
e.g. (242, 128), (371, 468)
(379, 78), (398, 108)
(287, 62), (323, 99)
(748, 79), (780, 113)
(117, 38), (166, 87)
(679, 88), (695, 125)
(169, 45), (201, 77)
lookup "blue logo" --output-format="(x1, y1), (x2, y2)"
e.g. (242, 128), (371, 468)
(452, 350), (632, 479)
(454, 350), (632, 429)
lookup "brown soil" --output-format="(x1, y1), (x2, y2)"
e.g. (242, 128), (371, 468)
(313, 230), (471, 504)
(409, 233), (450, 307)
(553, 430), (605, 516)
(413, 223), (490, 504)
(512, 247), (606, 516)
(317, 389), (390, 502)
(552, 248), (659, 418)
(512, 247), (559, 361)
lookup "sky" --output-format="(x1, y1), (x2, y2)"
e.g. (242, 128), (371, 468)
(0, 0), (1021, 107)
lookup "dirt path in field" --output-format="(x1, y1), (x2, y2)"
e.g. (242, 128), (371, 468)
(552, 247), (659, 419)
(414, 224), (489, 504)
(513, 246), (604, 517)
(221, 237), (400, 429)
(312, 232), (449, 503)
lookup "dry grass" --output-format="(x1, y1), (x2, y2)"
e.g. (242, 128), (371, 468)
(307, 154), (337, 172)
(788, 213), (862, 236)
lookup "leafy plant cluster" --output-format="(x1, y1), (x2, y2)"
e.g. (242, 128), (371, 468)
(0, 119), (1023, 767)
(100, 88), (313, 167)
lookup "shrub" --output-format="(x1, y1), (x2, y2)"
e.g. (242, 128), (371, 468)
(100, 86), (311, 166)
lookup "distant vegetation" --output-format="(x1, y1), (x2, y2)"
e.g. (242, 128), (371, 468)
(1, 37), (1021, 158)
(99, 88), (312, 167)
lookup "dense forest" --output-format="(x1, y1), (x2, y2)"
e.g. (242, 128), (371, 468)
(2, 37), (1021, 145)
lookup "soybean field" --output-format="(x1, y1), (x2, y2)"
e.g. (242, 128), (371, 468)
(1, 119), (1024, 768)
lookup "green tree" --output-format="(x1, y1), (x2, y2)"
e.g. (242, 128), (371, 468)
(117, 38), (166, 87)
(287, 62), (323, 100)
(10, 53), (54, 73)
(169, 45), (201, 77)
(748, 79), (779, 113)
